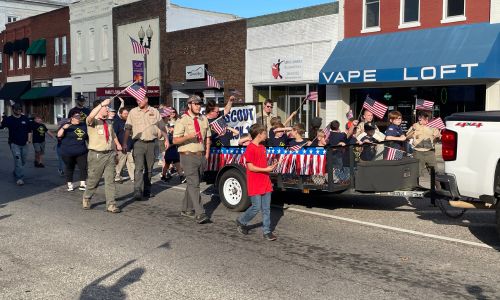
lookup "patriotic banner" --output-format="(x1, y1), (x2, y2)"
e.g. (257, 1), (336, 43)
(132, 60), (144, 87)
(427, 117), (446, 130)
(415, 99), (434, 111)
(363, 95), (388, 119)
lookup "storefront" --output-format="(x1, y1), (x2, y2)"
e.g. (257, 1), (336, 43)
(246, 2), (339, 136)
(20, 84), (72, 124)
(320, 23), (500, 130)
(96, 86), (160, 108)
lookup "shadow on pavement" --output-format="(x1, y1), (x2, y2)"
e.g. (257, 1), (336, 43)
(79, 260), (145, 300)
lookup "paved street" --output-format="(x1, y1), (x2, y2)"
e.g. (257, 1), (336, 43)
(1, 131), (500, 300)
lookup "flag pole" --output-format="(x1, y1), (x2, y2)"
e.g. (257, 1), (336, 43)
(110, 80), (140, 101)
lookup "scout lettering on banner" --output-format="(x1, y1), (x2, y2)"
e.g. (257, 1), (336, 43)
(223, 106), (257, 139)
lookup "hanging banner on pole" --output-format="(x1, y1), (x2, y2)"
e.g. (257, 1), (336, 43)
(132, 60), (145, 86)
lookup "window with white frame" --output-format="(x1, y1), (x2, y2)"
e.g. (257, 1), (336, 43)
(101, 25), (109, 60)
(89, 28), (95, 61)
(54, 37), (60, 65)
(0, 52), (3, 72)
(363, 0), (380, 30)
(35, 56), (40, 68)
(9, 55), (13, 70)
(401, 0), (419, 24)
(62, 36), (67, 64)
(42, 55), (46, 67)
(443, 0), (466, 22)
(7, 16), (17, 23)
(17, 52), (22, 69)
(76, 31), (82, 62)
(26, 55), (30, 68)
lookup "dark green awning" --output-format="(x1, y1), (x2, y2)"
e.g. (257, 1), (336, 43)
(26, 39), (46, 55)
(21, 87), (49, 100)
(21, 86), (71, 100)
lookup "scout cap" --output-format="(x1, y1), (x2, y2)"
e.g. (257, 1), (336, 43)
(187, 95), (203, 104)
(12, 103), (22, 110)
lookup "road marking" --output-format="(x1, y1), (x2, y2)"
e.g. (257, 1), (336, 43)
(286, 207), (495, 250)
(153, 181), (496, 250)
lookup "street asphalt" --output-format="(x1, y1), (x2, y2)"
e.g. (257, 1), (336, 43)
(0, 131), (499, 300)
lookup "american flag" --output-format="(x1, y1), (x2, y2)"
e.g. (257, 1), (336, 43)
(385, 147), (404, 160)
(322, 127), (331, 140)
(207, 74), (221, 89)
(416, 99), (434, 111)
(129, 37), (149, 55)
(363, 96), (388, 119)
(306, 91), (318, 101)
(125, 83), (147, 103)
(288, 143), (303, 152)
(210, 116), (227, 136)
(427, 117), (446, 130)
(346, 109), (354, 119)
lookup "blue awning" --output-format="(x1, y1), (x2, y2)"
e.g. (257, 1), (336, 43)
(320, 23), (500, 85)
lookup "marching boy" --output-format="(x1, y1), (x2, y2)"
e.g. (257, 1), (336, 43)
(32, 115), (55, 168)
(236, 123), (279, 241)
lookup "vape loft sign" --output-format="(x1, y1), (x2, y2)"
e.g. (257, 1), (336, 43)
(320, 63), (480, 84)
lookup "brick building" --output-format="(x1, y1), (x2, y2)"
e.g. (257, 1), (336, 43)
(0, 7), (71, 123)
(319, 0), (500, 129)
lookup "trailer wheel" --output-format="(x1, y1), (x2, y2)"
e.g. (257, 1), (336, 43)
(218, 169), (250, 212)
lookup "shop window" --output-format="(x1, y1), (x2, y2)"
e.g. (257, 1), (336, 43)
(54, 37), (60, 65)
(400, 0), (420, 27)
(17, 52), (22, 69)
(9, 55), (13, 70)
(62, 36), (67, 64)
(442, 0), (466, 23)
(362, 0), (380, 32)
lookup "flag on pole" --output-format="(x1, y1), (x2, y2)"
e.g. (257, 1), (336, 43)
(209, 116), (227, 136)
(207, 74), (221, 89)
(129, 37), (149, 55)
(125, 83), (147, 103)
(385, 147), (404, 160)
(288, 144), (303, 152)
(427, 117), (446, 130)
(346, 109), (354, 119)
(415, 99), (434, 111)
(362, 96), (388, 119)
(322, 127), (331, 140)
(306, 91), (318, 101)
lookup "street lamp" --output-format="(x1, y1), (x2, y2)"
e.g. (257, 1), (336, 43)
(138, 25), (153, 88)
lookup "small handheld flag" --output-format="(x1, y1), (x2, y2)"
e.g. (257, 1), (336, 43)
(210, 116), (227, 136)
(125, 83), (147, 103)
(362, 96), (388, 119)
(322, 127), (331, 140)
(385, 147), (404, 160)
(427, 117), (446, 130)
(416, 99), (434, 111)
(346, 109), (354, 119)
(306, 91), (318, 101)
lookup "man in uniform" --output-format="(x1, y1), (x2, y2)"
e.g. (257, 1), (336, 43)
(83, 99), (122, 213)
(258, 99), (274, 132)
(122, 96), (168, 201)
(68, 94), (91, 123)
(406, 110), (441, 187)
(173, 95), (211, 224)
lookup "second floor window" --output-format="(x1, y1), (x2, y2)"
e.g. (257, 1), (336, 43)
(26, 55), (30, 68)
(54, 37), (60, 65)
(445, 0), (465, 18)
(42, 55), (46, 67)
(402, 0), (419, 23)
(364, 0), (380, 29)
(62, 36), (67, 64)
(76, 31), (82, 63)
(0, 52), (3, 72)
(9, 55), (13, 70)
(101, 26), (109, 60)
(17, 52), (22, 69)
(89, 28), (95, 61)
(7, 16), (17, 23)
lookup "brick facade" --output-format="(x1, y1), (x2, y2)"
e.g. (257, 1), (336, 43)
(162, 19), (247, 106)
(345, 0), (490, 38)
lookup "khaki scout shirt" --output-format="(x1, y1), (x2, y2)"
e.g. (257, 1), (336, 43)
(411, 123), (441, 152)
(86, 118), (116, 151)
(173, 113), (211, 153)
(260, 112), (274, 132)
(125, 106), (162, 141)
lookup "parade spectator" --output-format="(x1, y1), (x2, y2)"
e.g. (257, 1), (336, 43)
(385, 111), (406, 150)
(173, 95), (211, 224)
(68, 94), (91, 123)
(0, 103), (32, 185)
(360, 123), (378, 161)
(58, 111), (88, 191)
(308, 130), (328, 147)
(355, 110), (381, 139)
(123, 96), (168, 201)
(236, 123), (279, 240)
(287, 123), (306, 148)
(268, 122), (290, 147)
(161, 108), (185, 182)
(327, 120), (347, 147)
(205, 97), (235, 147)
(31, 115), (55, 168)
(82, 99), (122, 213)
(114, 107), (135, 183)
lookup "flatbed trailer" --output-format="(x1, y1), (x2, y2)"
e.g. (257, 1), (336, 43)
(205, 143), (429, 211)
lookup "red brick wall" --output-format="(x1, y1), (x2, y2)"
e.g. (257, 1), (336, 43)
(1, 18), (33, 80)
(344, 0), (490, 38)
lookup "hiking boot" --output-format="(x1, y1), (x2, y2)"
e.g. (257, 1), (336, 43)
(235, 219), (249, 235)
(180, 210), (195, 219)
(82, 198), (91, 210)
(195, 213), (210, 224)
(263, 232), (277, 241)
(106, 204), (121, 213)
(16, 179), (24, 186)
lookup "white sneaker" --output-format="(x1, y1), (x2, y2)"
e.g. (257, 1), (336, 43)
(16, 179), (24, 186)
(78, 182), (86, 191)
(67, 183), (74, 191)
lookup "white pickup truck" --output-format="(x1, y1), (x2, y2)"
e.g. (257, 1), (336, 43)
(436, 111), (500, 237)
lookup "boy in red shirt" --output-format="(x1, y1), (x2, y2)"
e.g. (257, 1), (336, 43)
(236, 123), (278, 241)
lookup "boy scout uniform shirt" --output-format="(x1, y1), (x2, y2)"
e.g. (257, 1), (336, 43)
(411, 123), (440, 152)
(125, 106), (162, 141)
(173, 113), (211, 153)
(86, 118), (116, 151)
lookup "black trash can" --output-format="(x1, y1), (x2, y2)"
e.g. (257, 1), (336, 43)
(355, 158), (419, 192)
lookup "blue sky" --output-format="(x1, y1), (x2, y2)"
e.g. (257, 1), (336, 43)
(172, 0), (335, 18)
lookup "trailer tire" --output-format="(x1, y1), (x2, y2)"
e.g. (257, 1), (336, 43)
(218, 168), (250, 212)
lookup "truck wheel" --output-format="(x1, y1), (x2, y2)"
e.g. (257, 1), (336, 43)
(218, 169), (250, 212)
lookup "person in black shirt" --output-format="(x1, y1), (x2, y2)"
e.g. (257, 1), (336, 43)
(205, 98), (238, 147)
(114, 107), (135, 183)
(31, 116), (55, 168)
(360, 123), (378, 161)
(0, 103), (33, 185)
(68, 94), (91, 123)
(58, 111), (89, 192)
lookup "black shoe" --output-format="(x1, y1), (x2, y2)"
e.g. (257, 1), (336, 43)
(34, 162), (41, 168)
(143, 191), (154, 199)
(235, 219), (249, 235)
(161, 174), (172, 182)
(263, 232), (277, 241)
(195, 213), (210, 224)
(38, 163), (45, 168)
(179, 175), (187, 184)
(133, 191), (144, 201)
(180, 210), (195, 219)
